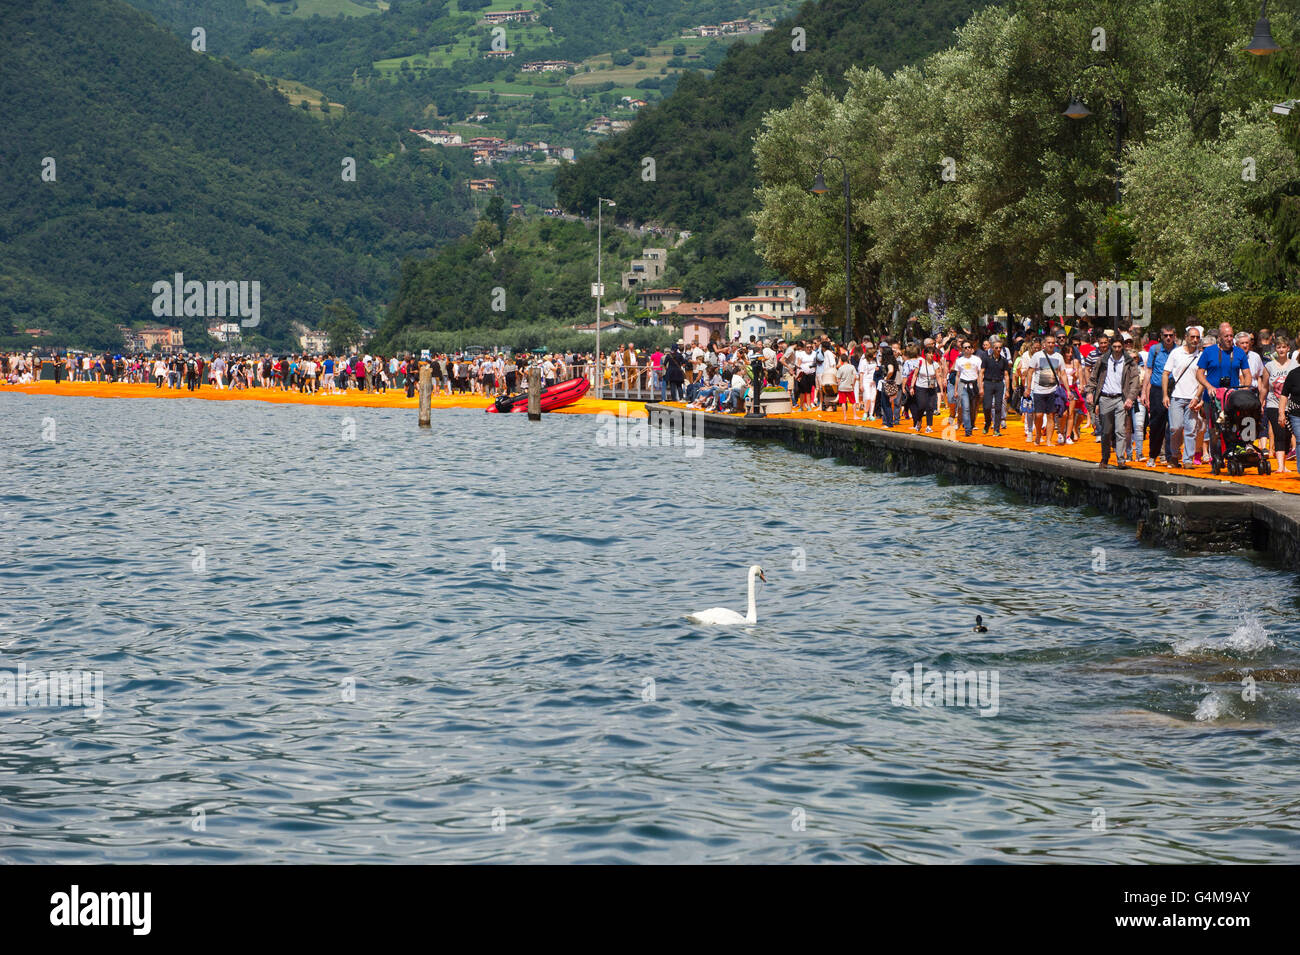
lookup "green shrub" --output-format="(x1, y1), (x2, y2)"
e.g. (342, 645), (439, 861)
(1188, 293), (1300, 338)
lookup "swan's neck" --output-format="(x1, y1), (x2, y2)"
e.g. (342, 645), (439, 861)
(746, 571), (757, 624)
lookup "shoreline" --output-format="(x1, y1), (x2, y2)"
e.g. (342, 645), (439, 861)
(0, 380), (646, 416)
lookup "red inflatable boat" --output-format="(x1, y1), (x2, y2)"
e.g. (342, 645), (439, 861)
(485, 376), (590, 413)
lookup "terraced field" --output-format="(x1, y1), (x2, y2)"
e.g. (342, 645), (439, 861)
(249, 0), (384, 18)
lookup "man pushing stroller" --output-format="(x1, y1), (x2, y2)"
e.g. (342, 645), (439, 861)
(1193, 323), (1268, 476)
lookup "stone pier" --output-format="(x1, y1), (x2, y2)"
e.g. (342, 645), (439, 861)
(645, 404), (1300, 564)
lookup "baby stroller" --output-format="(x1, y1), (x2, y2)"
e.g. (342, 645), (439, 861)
(1206, 387), (1270, 476)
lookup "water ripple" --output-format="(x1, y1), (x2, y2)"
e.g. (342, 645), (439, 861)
(1, 395), (1298, 862)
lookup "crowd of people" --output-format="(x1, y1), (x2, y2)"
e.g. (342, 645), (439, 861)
(8, 316), (1300, 475)
(0, 351), (584, 399)
(659, 316), (1300, 474)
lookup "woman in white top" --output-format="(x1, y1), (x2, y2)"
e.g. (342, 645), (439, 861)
(612, 348), (625, 390)
(857, 344), (878, 420)
(795, 344), (817, 411)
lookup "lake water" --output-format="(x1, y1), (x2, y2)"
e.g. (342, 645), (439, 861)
(2, 393), (1298, 863)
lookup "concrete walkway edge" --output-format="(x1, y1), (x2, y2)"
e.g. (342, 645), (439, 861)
(645, 403), (1300, 563)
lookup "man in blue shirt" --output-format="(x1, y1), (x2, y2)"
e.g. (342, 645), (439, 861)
(1142, 325), (1177, 466)
(1195, 322), (1253, 399)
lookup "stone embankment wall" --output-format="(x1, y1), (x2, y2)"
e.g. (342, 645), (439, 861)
(645, 404), (1300, 564)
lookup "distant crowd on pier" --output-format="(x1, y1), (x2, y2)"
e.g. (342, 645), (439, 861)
(0, 351), (585, 398)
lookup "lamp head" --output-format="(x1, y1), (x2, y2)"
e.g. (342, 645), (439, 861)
(1063, 98), (1091, 120)
(810, 171), (828, 195)
(1247, 15), (1280, 55)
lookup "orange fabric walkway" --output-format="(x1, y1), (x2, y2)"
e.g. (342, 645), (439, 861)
(664, 401), (1300, 495)
(0, 380), (646, 417)
(7, 381), (1293, 493)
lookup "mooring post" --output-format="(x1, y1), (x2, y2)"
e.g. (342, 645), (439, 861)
(418, 363), (432, 428)
(527, 366), (542, 421)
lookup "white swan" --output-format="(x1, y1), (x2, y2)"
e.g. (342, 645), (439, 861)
(687, 565), (765, 625)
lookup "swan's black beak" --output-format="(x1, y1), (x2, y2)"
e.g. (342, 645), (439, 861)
(758, 570), (766, 583)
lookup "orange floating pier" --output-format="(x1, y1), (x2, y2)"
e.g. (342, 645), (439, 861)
(0, 380), (645, 417)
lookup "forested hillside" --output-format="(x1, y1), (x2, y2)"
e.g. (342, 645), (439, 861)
(1, 0), (477, 350)
(124, 0), (798, 126)
(375, 210), (653, 351)
(553, 0), (988, 298)
(371, 0), (992, 352)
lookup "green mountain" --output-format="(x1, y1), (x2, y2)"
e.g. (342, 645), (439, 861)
(553, 0), (989, 299)
(121, 0), (801, 148)
(1, 0), (477, 350)
(377, 0), (991, 350)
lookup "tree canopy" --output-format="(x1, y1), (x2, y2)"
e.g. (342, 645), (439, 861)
(750, 0), (1300, 336)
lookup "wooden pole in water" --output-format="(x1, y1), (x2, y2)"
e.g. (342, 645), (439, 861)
(527, 365), (541, 421)
(418, 363), (432, 427)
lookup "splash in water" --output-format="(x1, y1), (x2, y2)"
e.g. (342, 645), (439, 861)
(1172, 613), (1274, 657)
(1193, 692), (1230, 722)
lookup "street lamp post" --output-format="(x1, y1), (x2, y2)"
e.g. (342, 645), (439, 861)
(810, 156), (853, 344)
(595, 197), (615, 400)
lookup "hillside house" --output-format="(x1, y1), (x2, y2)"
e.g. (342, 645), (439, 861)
(572, 318), (637, 334)
(662, 300), (730, 346)
(119, 325), (184, 353)
(410, 129), (462, 145)
(728, 281), (800, 340)
(522, 60), (577, 72)
(483, 10), (537, 24)
(207, 322), (241, 343)
(621, 248), (668, 290)
(299, 329), (330, 353)
(636, 287), (683, 312)
(783, 309), (829, 340)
